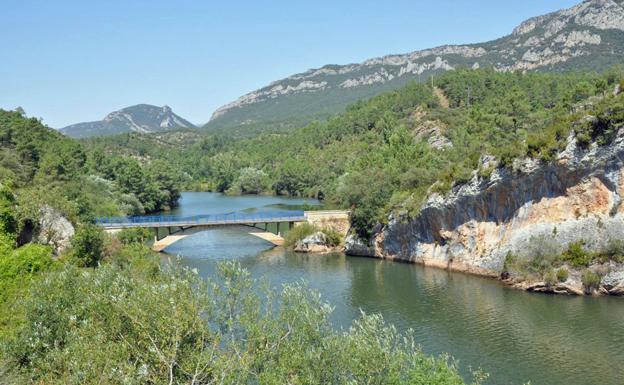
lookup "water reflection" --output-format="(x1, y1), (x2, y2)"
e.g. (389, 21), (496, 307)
(160, 193), (624, 385)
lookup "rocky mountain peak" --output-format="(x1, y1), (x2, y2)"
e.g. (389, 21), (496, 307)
(513, 0), (624, 37)
(61, 104), (196, 138)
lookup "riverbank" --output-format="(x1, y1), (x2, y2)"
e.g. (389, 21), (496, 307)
(340, 128), (624, 298)
(154, 192), (624, 385)
(290, 230), (624, 297)
(344, 233), (624, 297)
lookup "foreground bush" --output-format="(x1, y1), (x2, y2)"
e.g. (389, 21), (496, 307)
(0, 241), (54, 338)
(1, 259), (478, 385)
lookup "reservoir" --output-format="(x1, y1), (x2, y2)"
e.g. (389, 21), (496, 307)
(162, 192), (624, 385)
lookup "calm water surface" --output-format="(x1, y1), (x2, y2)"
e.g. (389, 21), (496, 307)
(162, 192), (624, 385)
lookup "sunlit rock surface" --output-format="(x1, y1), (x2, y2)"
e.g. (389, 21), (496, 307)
(347, 130), (624, 294)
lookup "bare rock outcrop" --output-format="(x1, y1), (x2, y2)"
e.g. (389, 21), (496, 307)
(603, 270), (624, 295)
(36, 206), (75, 255)
(209, 0), (624, 130)
(344, 234), (377, 257)
(294, 232), (332, 253)
(346, 129), (624, 295)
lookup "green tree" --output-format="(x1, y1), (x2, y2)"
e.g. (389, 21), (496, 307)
(208, 152), (239, 192)
(35, 141), (87, 182)
(230, 167), (269, 194)
(0, 243), (52, 280)
(69, 224), (105, 267)
(502, 86), (531, 133)
(117, 227), (152, 245)
(147, 160), (186, 209)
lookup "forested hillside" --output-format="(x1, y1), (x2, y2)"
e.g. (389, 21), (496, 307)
(0, 106), (471, 385)
(89, 67), (624, 238)
(0, 109), (183, 224)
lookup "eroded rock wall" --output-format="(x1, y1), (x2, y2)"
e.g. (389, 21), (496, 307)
(347, 131), (624, 279)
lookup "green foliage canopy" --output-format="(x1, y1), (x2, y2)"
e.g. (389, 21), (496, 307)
(3, 261), (475, 385)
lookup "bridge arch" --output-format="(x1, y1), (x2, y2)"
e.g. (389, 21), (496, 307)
(151, 224), (288, 252)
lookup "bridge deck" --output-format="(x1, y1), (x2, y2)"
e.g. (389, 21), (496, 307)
(98, 210), (350, 252)
(97, 211), (307, 229)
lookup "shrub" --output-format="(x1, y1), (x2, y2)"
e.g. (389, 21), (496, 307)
(603, 239), (624, 262)
(429, 180), (452, 196)
(3, 261), (474, 385)
(575, 127), (593, 149)
(0, 243), (53, 337)
(0, 243), (52, 281)
(477, 164), (494, 180)
(284, 223), (317, 247)
(581, 270), (601, 293)
(530, 253), (556, 273)
(68, 224), (105, 267)
(543, 269), (557, 287)
(0, 232), (15, 256)
(528, 235), (559, 266)
(559, 241), (592, 267)
(117, 227), (152, 245)
(503, 251), (518, 273)
(105, 243), (160, 275)
(321, 228), (343, 247)
(0, 185), (17, 235)
(556, 268), (569, 283)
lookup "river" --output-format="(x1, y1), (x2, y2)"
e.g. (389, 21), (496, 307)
(161, 192), (624, 385)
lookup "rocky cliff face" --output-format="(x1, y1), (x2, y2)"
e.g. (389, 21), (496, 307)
(346, 129), (624, 295)
(206, 0), (624, 133)
(61, 104), (196, 138)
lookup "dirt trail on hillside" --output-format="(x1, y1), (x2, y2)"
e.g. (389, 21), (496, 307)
(433, 87), (450, 109)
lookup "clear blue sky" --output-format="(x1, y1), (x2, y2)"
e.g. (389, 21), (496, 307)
(0, 0), (580, 128)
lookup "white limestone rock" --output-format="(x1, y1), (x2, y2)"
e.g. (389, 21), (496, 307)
(36, 206), (75, 255)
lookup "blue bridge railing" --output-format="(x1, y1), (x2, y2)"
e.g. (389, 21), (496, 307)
(96, 210), (306, 228)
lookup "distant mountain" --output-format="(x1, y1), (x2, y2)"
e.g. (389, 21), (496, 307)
(61, 104), (196, 138)
(205, 0), (624, 134)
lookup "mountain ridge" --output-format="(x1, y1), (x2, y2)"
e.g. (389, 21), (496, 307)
(205, 0), (624, 134)
(61, 104), (196, 138)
